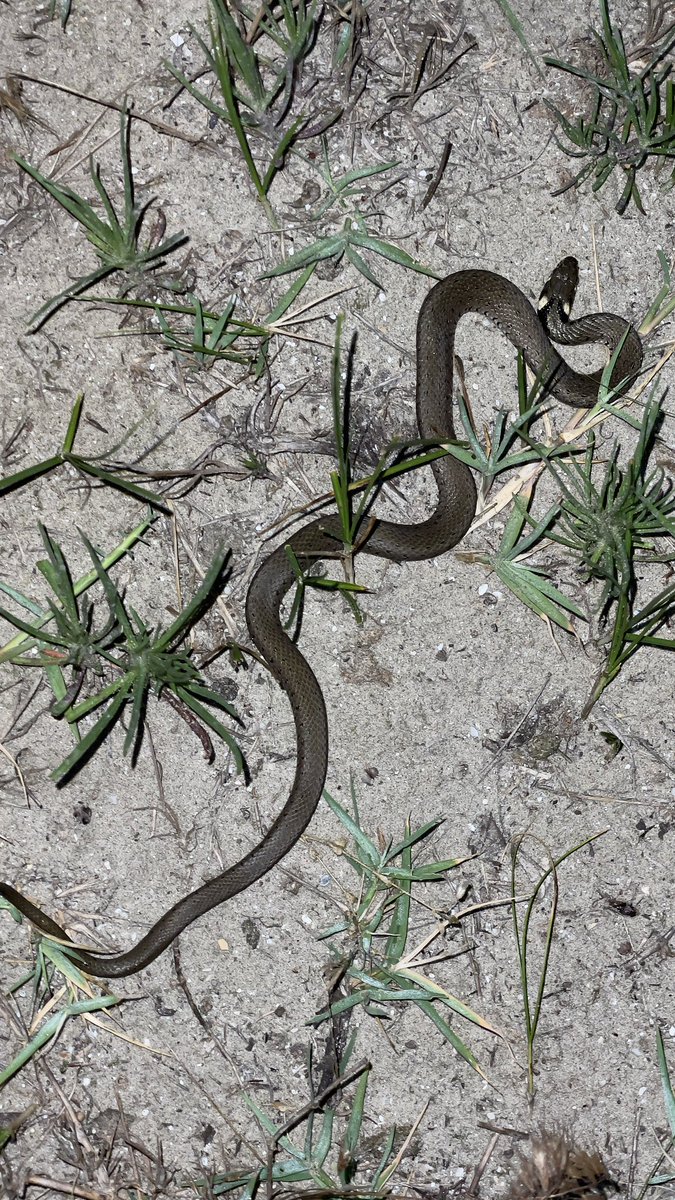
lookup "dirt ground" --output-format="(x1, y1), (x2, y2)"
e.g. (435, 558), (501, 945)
(0, 1), (673, 1197)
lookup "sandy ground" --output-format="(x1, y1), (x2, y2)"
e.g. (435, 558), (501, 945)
(0, 1), (673, 1197)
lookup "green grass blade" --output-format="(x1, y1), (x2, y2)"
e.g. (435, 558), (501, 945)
(656, 1028), (675, 1137)
(414, 999), (486, 1076)
(262, 114), (308, 193)
(153, 547), (231, 650)
(264, 263), (316, 322)
(348, 229), (437, 276)
(26, 264), (116, 333)
(122, 664), (149, 757)
(343, 243), (383, 289)
(0, 513), (156, 663)
(0, 995), (118, 1087)
(51, 674), (134, 784)
(0, 455), (64, 495)
(0, 603), (69, 648)
(66, 677), (130, 722)
(62, 393), (85, 453)
(0, 582), (47, 619)
(182, 682), (240, 722)
(175, 687), (245, 771)
(79, 532), (135, 641)
(261, 234), (347, 278)
(321, 788), (380, 866)
(36, 523), (79, 622)
(340, 1068), (369, 1172)
(385, 818), (446, 862)
(493, 0), (544, 76)
(89, 160), (124, 248)
(212, 0), (266, 110)
(492, 559), (584, 630)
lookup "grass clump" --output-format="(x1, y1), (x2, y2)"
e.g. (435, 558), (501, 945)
(262, 143), (436, 290)
(511, 829), (607, 1098)
(82, 259), (318, 377)
(541, 394), (675, 714)
(0, 394), (169, 509)
(16, 108), (187, 331)
(309, 782), (503, 1078)
(544, 0), (675, 213)
(0, 526), (242, 784)
(167, 0), (324, 225)
(192, 1047), (420, 1199)
(455, 350), (674, 714)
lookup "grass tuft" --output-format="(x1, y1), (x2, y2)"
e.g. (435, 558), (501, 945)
(308, 781), (503, 1078)
(511, 828), (608, 1098)
(0, 527), (242, 783)
(16, 108), (187, 331)
(190, 1044), (419, 1198)
(262, 142), (435, 290)
(544, 0), (675, 213)
(167, 0), (323, 224)
(540, 394), (675, 714)
(0, 394), (170, 509)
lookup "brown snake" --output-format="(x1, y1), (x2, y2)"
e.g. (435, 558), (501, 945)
(0, 258), (642, 976)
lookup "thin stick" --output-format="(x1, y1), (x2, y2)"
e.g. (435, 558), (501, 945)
(16, 73), (204, 144)
(0, 740), (29, 809)
(265, 1060), (372, 1200)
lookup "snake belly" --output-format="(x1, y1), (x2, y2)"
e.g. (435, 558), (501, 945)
(0, 261), (642, 976)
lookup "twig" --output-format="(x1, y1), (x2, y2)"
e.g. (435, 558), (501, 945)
(23, 1178), (104, 1199)
(160, 687), (215, 761)
(15, 73), (205, 144)
(0, 740), (29, 809)
(478, 673), (552, 780)
(421, 134), (453, 208)
(265, 1060), (372, 1200)
(466, 1131), (500, 1196)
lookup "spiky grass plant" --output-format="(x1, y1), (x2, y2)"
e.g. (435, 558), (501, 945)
(261, 144), (436, 289)
(0, 394), (168, 509)
(544, 0), (675, 213)
(511, 829), (607, 1098)
(309, 783), (502, 1078)
(167, 0), (322, 224)
(542, 395), (675, 713)
(192, 1049), (416, 1199)
(0, 527), (242, 783)
(16, 109), (187, 330)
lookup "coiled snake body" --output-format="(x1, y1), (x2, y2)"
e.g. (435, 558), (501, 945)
(0, 259), (642, 976)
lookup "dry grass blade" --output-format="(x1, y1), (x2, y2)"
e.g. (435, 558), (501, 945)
(507, 1131), (614, 1200)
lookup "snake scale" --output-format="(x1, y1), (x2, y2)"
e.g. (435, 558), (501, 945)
(0, 258), (643, 976)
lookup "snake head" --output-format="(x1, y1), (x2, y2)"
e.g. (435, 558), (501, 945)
(538, 256), (579, 322)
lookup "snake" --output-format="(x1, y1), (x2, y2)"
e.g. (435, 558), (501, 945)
(0, 257), (642, 977)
